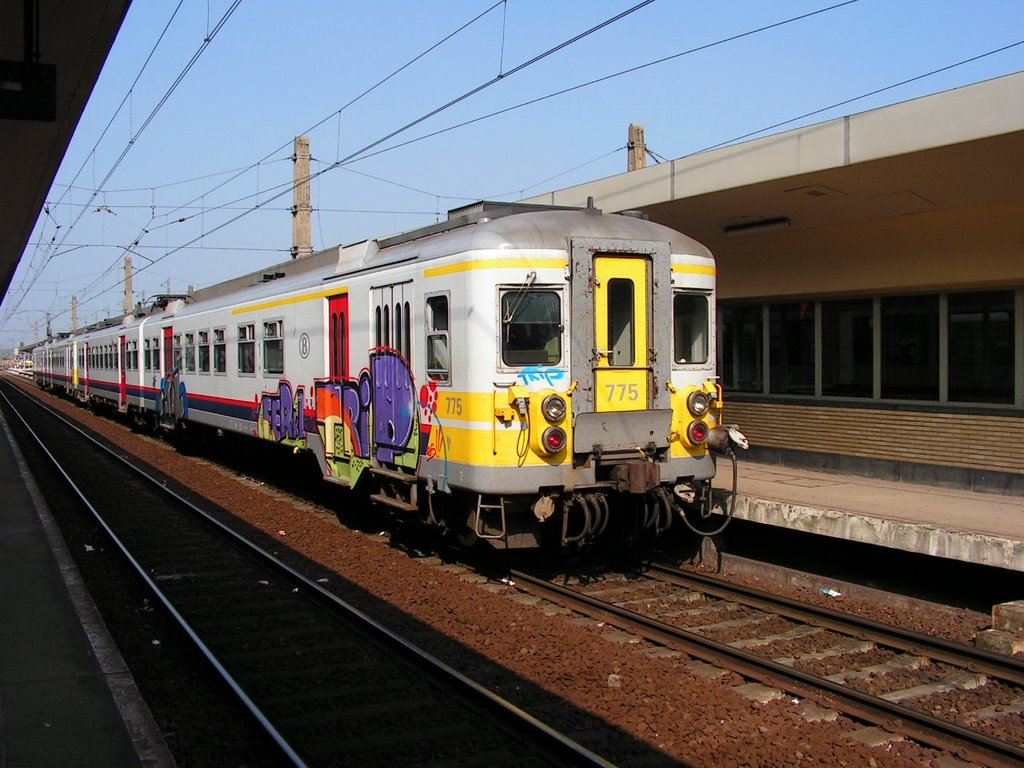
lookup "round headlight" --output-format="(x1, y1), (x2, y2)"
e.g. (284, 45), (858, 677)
(687, 420), (709, 445)
(687, 390), (710, 417)
(541, 394), (567, 422)
(541, 426), (567, 454)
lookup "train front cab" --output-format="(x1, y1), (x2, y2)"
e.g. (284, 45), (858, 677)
(459, 230), (732, 550)
(558, 236), (721, 545)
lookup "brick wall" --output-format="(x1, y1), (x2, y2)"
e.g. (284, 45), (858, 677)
(725, 401), (1024, 475)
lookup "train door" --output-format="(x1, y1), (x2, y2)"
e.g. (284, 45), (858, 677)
(371, 282), (416, 467)
(159, 327), (181, 428)
(83, 342), (90, 398)
(328, 294), (348, 380)
(569, 238), (672, 416)
(162, 327), (173, 375)
(118, 334), (128, 410)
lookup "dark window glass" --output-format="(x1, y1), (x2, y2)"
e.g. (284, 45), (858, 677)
(769, 302), (814, 395)
(404, 301), (411, 361)
(263, 320), (284, 376)
(394, 303), (403, 358)
(720, 304), (763, 392)
(426, 295), (450, 382)
(184, 333), (196, 373)
(607, 279), (635, 367)
(198, 331), (210, 373)
(948, 290), (1014, 403)
(213, 329), (227, 374)
(238, 324), (255, 374)
(673, 293), (709, 364)
(881, 295), (938, 400)
(501, 289), (561, 366)
(821, 299), (873, 397)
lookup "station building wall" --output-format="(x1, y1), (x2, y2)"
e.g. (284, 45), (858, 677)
(715, 198), (1023, 493)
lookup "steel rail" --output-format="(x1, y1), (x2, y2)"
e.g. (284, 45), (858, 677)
(646, 562), (1024, 686)
(2, 381), (617, 768)
(510, 568), (1024, 768)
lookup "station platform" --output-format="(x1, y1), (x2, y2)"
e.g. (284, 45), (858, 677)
(713, 459), (1024, 573)
(0, 410), (174, 767)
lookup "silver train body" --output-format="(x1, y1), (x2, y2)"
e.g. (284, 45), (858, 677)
(34, 203), (736, 548)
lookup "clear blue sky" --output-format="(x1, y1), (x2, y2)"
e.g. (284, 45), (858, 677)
(4, 0), (1022, 350)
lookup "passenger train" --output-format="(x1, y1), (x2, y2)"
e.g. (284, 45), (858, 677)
(33, 201), (744, 548)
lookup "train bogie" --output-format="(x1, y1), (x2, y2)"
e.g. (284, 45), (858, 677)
(32, 203), (744, 549)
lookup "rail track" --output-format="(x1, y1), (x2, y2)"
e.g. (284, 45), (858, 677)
(0, 379), (616, 768)
(508, 562), (1024, 768)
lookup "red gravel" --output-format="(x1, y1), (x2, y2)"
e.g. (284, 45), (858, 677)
(13, 378), (1002, 767)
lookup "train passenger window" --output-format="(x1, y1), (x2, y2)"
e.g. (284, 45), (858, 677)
(143, 341), (150, 371)
(383, 305), (391, 348)
(394, 303), (402, 356)
(673, 293), (709, 364)
(403, 301), (411, 361)
(375, 307), (382, 347)
(501, 289), (561, 366)
(213, 328), (227, 374)
(425, 294), (450, 383)
(173, 334), (183, 373)
(238, 324), (255, 375)
(198, 331), (210, 373)
(184, 333), (196, 373)
(263, 320), (284, 376)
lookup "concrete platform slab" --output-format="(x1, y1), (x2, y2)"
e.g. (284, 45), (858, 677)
(714, 461), (1024, 571)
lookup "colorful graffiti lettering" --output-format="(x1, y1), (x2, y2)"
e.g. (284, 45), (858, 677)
(313, 349), (421, 473)
(371, 350), (417, 465)
(314, 372), (371, 458)
(260, 381), (308, 443)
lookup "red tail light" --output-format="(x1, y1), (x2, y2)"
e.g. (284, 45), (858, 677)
(541, 426), (567, 454)
(687, 420), (709, 445)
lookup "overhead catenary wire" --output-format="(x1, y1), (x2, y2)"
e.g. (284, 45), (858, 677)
(64, 0), (660, 318)
(0, 0), (244, 332)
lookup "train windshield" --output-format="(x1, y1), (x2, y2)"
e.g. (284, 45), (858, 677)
(501, 289), (561, 366)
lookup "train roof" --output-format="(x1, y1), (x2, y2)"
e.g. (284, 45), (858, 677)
(43, 204), (712, 339)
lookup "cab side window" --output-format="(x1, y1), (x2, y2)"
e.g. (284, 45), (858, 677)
(425, 294), (450, 383)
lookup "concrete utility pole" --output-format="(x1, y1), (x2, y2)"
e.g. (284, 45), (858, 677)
(628, 123), (646, 172)
(124, 255), (133, 314)
(291, 135), (313, 259)
(71, 296), (78, 330)
(33, 321), (38, 343)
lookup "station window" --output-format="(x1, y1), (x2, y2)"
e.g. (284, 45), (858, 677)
(238, 324), (255, 375)
(881, 295), (938, 401)
(213, 328), (227, 374)
(500, 288), (561, 366)
(720, 305), (763, 393)
(184, 332), (196, 373)
(263, 320), (284, 376)
(948, 290), (1013, 403)
(673, 292), (709, 364)
(425, 294), (450, 383)
(821, 299), (873, 397)
(769, 303), (815, 395)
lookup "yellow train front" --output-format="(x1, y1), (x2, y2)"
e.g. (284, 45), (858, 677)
(350, 202), (734, 549)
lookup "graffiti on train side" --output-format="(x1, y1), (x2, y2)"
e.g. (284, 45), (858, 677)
(258, 381), (314, 444)
(313, 349), (425, 473)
